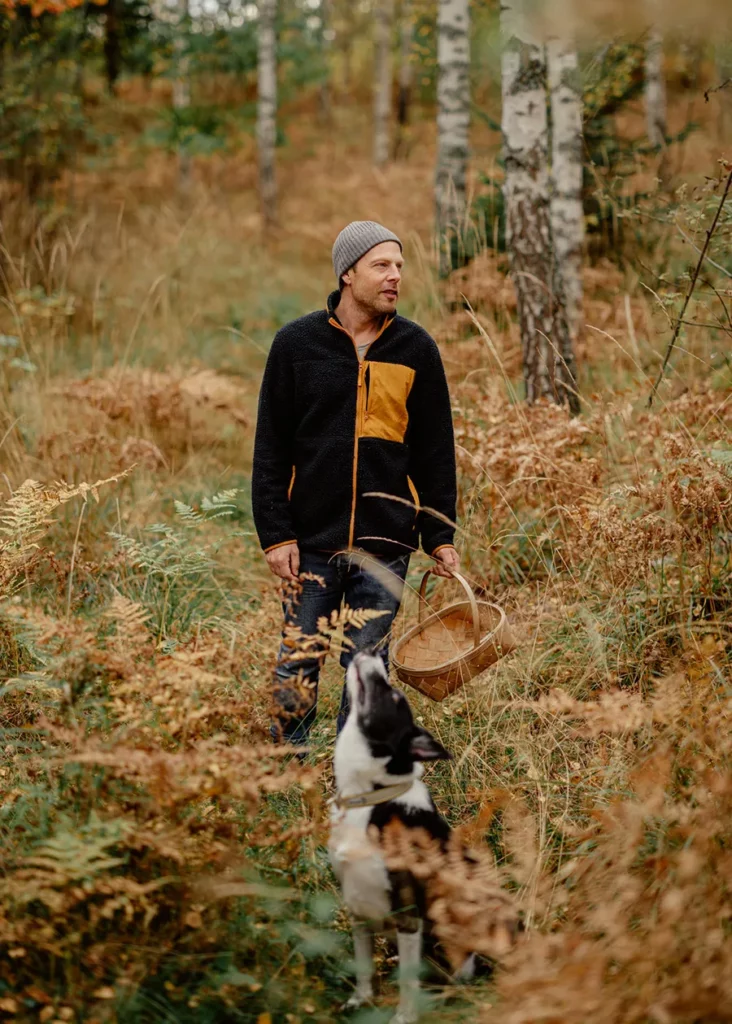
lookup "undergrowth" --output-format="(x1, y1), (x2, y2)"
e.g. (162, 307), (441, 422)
(0, 67), (731, 1024)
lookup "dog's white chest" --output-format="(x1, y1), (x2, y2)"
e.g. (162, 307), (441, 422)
(328, 806), (391, 922)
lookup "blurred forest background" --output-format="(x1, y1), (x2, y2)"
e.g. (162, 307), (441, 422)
(1, 0), (732, 1021)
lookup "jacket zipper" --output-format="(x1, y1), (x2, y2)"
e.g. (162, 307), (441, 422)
(349, 361), (366, 547)
(328, 312), (394, 550)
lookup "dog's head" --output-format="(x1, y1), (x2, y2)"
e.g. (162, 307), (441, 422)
(345, 650), (451, 772)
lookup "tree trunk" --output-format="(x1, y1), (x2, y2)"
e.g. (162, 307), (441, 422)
(434, 0), (470, 277)
(395, 0), (413, 156)
(319, 0), (332, 122)
(645, 26), (666, 147)
(257, 0), (278, 226)
(104, 0), (121, 96)
(373, 0), (394, 168)
(547, 35), (584, 346)
(501, 0), (579, 413)
(173, 0), (191, 190)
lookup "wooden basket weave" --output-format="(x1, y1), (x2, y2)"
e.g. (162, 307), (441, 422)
(392, 570), (515, 702)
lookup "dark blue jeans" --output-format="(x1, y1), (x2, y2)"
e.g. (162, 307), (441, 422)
(272, 550), (409, 744)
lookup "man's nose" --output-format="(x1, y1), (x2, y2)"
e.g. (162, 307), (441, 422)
(387, 265), (401, 283)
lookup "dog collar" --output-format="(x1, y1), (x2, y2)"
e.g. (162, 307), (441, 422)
(334, 780), (413, 810)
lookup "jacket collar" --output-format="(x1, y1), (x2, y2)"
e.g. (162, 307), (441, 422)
(326, 289), (397, 334)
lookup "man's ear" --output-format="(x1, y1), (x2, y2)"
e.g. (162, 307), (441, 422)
(409, 727), (451, 762)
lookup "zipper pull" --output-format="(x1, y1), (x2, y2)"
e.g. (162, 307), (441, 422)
(357, 363), (364, 386)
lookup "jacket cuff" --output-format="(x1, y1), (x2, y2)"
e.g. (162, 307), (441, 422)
(420, 522), (455, 556)
(263, 538), (298, 554)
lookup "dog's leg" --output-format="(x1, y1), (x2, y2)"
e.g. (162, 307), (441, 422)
(344, 922), (374, 1009)
(393, 922), (423, 1024)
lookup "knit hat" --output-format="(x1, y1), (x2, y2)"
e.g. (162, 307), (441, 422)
(332, 221), (402, 283)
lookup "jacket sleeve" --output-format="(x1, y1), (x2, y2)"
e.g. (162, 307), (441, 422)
(251, 330), (298, 553)
(407, 335), (457, 556)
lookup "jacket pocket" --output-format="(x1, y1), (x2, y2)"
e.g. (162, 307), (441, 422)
(360, 362), (415, 444)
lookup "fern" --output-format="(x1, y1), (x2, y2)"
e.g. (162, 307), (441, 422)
(316, 606), (390, 650)
(110, 526), (215, 578)
(19, 816), (130, 885)
(174, 489), (239, 529)
(1, 472), (130, 596)
(103, 595), (152, 645)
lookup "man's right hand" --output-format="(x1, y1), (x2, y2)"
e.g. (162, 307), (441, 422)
(265, 542), (300, 582)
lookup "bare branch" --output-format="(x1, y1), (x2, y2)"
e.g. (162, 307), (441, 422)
(647, 168), (732, 408)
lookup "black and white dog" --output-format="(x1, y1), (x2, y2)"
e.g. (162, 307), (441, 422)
(328, 651), (472, 1023)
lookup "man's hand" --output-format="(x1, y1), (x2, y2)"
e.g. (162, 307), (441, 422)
(432, 545), (460, 579)
(266, 542), (300, 582)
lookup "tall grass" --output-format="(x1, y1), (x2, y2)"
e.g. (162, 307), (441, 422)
(1, 66), (731, 1022)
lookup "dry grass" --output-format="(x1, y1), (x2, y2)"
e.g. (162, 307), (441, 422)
(0, 65), (731, 1022)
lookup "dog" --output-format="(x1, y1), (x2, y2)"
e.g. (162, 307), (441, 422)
(328, 650), (478, 1023)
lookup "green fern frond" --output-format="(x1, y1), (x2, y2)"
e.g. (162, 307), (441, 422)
(174, 500), (205, 526)
(21, 817), (131, 884)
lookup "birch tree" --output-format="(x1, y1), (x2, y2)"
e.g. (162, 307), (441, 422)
(501, 0), (579, 413)
(434, 0), (470, 276)
(395, 0), (413, 157)
(645, 27), (667, 147)
(257, 0), (277, 226)
(173, 0), (191, 190)
(547, 35), (584, 344)
(373, 0), (394, 167)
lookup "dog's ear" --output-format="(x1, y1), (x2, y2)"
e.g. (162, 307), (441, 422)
(409, 727), (451, 762)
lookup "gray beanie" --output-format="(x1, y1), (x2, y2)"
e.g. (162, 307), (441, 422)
(332, 220), (402, 283)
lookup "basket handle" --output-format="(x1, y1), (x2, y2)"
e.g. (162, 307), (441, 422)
(418, 569), (482, 650)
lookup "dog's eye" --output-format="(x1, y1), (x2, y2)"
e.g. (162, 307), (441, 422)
(391, 692), (401, 703)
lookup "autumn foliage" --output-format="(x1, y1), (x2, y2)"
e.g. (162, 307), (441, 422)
(0, 25), (731, 1024)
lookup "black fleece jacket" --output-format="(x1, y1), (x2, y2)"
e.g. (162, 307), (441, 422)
(251, 290), (457, 560)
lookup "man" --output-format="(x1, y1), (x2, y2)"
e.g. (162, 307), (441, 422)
(252, 220), (459, 744)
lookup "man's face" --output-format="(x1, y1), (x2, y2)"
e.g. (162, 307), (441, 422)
(342, 241), (403, 315)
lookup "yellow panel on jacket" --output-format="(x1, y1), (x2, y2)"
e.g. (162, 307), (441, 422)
(360, 362), (416, 443)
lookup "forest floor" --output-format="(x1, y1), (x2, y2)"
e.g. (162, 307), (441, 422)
(0, 73), (731, 1023)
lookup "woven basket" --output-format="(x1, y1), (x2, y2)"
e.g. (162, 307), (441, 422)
(392, 570), (515, 702)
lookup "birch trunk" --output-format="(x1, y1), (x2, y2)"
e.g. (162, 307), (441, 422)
(373, 0), (394, 167)
(257, 0), (277, 226)
(548, 36), (584, 345)
(434, 0), (470, 277)
(501, 0), (579, 413)
(319, 0), (332, 122)
(395, 0), (413, 156)
(645, 27), (667, 147)
(173, 0), (191, 190)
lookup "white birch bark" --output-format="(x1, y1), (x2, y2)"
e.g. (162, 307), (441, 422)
(434, 0), (470, 276)
(645, 26), (667, 147)
(548, 36), (584, 345)
(501, 0), (578, 412)
(173, 0), (191, 190)
(373, 0), (395, 167)
(397, 0), (415, 139)
(257, 0), (277, 226)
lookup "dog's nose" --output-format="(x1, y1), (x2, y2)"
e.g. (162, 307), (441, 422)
(353, 651), (389, 684)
